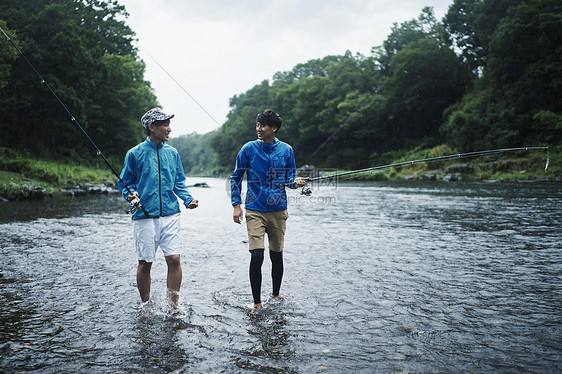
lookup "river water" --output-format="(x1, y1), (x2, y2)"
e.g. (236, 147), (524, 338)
(0, 178), (560, 373)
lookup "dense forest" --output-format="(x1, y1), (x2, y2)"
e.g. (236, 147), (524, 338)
(0, 0), (157, 167)
(0, 0), (560, 180)
(174, 0), (561, 174)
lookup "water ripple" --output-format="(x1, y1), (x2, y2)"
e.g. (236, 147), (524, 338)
(0, 180), (561, 373)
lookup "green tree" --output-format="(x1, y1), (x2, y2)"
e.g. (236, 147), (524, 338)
(335, 91), (388, 167)
(0, 21), (18, 87)
(0, 0), (156, 161)
(375, 6), (444, 73)
(442, 0), (562, 150)
(386, 38), (470, 143)
(86, 54), (157, 158)
(208, 1), (560, 174)
(169, 131), (219, 175)
(444, 0), (522, 72)
(212, 80), (272, 169)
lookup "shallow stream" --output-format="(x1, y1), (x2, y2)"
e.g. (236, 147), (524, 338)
(1, 178), (560, 373)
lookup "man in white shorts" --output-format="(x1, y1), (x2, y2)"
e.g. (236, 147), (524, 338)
(118, 108), (199, 308)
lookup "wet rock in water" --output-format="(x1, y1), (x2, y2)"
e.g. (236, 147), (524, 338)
(84, 183), (118, 194)
(188, 182), (210, 188)
(61, 188), (88, 197)
(420, 171), (438, 181)
(61, 183), (117, 196)
(443, 173), (462, 182)
(30, 186), (51, 199)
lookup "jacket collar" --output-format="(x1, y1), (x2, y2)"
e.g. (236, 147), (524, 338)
(258, 138), (279, 149)
(145, 137), (165, 149)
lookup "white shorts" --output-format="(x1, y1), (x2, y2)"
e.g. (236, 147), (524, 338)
(133, 213), (182, 262)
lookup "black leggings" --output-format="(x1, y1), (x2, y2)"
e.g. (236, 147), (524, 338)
(249, 249), (284, 304)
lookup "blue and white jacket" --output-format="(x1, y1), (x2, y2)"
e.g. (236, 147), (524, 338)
(230, 138), (297, 212)
(118, 137), (194, 220)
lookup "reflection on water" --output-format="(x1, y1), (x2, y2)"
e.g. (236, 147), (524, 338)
(0, 179), (561, 373)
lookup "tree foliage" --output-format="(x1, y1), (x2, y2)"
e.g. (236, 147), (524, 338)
(0, 20), (18, 87)
(201, 1), (559, 173)
(444, 0), (523, 72)
(209, 6), (472, 171)
(1, 0), (559, 176)
(0, 0), (157, 163)
(441, 0), (562, 150)
(169, 131), (219, 176)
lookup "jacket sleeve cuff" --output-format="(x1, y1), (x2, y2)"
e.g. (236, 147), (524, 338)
(183, 197), (194, 207)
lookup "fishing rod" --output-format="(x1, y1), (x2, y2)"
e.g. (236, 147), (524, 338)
(295, 146), (549, 195)
(0, 26), (148, 216)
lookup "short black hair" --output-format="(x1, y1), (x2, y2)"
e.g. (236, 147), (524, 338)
(256, 109), (282, 133)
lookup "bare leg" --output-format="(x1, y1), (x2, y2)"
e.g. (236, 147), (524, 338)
(165, 254), (182, 307)
(137, 260), (153, 303)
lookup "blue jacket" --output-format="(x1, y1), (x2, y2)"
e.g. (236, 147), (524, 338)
(118, 137), (194, 220)
(230, 138), (297, 212)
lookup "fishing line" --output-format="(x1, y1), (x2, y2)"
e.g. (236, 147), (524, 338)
(188, 223), (245, 280)
(146, 53), (222, 127)
(0, 26), (148, 216)
(307, 126), (346, 161)
(292, 146), (549, 194)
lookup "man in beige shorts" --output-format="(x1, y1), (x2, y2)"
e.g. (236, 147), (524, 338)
(230, 109), (307, 308)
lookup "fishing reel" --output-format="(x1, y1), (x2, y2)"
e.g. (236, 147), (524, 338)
(300, 186), (312, 196)
(126, 197), (143, 214)
(131, 200), (143, 212)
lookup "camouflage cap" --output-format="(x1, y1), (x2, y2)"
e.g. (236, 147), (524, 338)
(141, 108), (174, 128)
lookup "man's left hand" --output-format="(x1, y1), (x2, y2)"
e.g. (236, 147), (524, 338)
(187, 199), (199, 209)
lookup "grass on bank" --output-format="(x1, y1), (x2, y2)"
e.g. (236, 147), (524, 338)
(0, 147), (117, 200)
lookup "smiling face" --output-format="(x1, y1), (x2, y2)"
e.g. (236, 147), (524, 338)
(148, 120), (171, 145)
(256, 122), (277, 143)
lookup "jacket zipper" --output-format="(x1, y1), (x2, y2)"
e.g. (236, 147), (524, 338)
(267, 144), (271, 210)
(157, 145), (162, 216)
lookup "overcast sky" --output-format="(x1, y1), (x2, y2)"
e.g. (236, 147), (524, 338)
(117, 0), (453, 137)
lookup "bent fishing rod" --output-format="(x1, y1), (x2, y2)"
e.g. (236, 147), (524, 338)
(0, 26), (148, 216)
(292, 146), (549, 195)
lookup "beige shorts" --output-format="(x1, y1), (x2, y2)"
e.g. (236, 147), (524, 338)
(245, 209), (289, 252)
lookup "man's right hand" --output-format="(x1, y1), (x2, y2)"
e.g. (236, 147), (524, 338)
(127, 191), (141, 208)
(233, 205), (243, 224)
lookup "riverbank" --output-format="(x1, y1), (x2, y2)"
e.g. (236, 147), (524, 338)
(0, 170), (118, 201)
(1, 145), (559, 201)
(0, 150), (117, 201)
